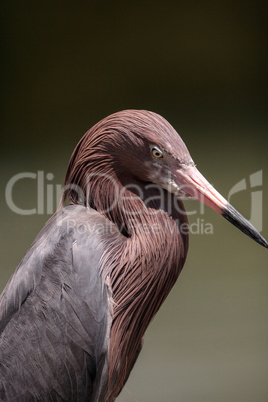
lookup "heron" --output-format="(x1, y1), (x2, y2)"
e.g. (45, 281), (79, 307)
(0, 110), (267, 401)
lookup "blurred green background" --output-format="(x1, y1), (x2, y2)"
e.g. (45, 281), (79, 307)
(1, 1), (267, 401)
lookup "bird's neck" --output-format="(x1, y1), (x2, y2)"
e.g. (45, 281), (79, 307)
(96, 174), (189, 400)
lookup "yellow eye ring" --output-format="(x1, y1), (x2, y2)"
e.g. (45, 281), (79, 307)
(151, 145), (163, 159)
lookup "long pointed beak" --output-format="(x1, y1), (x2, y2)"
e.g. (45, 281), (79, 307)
(174, 165), (268, 248)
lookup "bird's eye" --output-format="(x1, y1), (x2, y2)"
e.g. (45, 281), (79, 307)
(150, 145), (163, 159)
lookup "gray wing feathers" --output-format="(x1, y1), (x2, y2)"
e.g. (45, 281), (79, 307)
(0, 206), (113, 401)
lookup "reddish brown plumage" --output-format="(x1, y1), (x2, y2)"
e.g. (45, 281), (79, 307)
(61, 110), (189, 400)
(1, 110), (266, 402)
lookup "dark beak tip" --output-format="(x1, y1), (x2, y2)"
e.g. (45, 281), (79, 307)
(262, 238), (268, 249)
(255, 235), (268, 249)
(222, 204), (268, 249)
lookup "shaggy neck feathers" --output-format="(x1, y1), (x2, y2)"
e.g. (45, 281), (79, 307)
(61, 113), (189, 400)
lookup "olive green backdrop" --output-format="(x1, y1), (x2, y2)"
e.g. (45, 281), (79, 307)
(1, 2), (267, 401)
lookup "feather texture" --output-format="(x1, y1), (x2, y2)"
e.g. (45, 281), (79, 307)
(0, 206), (113, 401)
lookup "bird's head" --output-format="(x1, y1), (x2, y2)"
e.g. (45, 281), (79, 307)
(63, 109), (267, 248)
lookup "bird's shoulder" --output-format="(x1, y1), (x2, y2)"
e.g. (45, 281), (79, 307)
(0, 205), (116, 400)
(0, 205), (115, 333)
